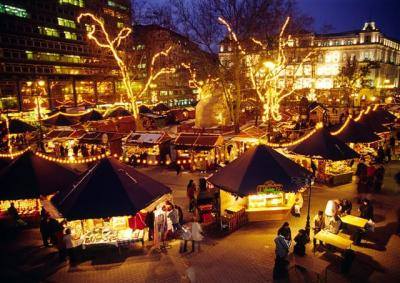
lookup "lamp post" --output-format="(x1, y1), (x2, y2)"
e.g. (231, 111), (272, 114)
(305, 159), (317, 236)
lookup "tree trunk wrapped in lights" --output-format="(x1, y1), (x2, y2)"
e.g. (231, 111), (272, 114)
(77, 13), (176, 119)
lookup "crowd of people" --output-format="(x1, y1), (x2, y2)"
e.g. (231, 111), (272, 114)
(51, 143), (106, 158)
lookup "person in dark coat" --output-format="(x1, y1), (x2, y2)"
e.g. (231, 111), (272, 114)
(359, 199), (374, 220)
(277, 222), (292, 241)
(39, 209), (50, 247)
(293, 229), (309, 256)
(146, 210), (155, 241)
(373, 165), (385, 193)
(48, 218), (63, 246)
(377, 146), (385, 164)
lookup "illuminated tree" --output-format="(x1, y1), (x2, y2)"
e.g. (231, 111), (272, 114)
(77, 13), (176, 119)
(337, 58), (378, 107)
(219, 16), (313, 135)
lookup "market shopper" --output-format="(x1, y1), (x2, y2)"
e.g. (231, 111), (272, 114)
(190, 216), (204, 252)
(313, 211), (325, 246)
(293, 229), (309, 256)
(63, 228), (75, 265)
(327, 215), (341, 234)
(277, 222), (292, 241)
(39, 212), (50, 247)
(187, 180), (197, 213)
(167, 204), (182, 234)
(273, 227), (291, 280)
(373, 165), (385, 193)
(359, 199), (374, 220)
(7, 202), (20, 226)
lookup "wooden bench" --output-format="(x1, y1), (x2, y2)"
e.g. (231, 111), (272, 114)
(291, 255), (330, 283)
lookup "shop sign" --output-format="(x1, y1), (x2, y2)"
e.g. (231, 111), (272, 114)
(256, 180), (282, 194)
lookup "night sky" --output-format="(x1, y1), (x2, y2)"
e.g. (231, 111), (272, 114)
(146, 0), (400, 40)
(297, 0), (400, 39)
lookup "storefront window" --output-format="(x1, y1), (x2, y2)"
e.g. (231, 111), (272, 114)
(50, 81), (74, 108)
(97, 81), (115, 104)
(20, 81), (49, 112)
(76, 81), (95, 106)
(0, 82), (19, 111)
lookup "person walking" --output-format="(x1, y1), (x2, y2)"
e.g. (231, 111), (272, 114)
(293, 229), (309, 256)
(190, 216), (204, 252)
(187, 180), (197, 213)
(63, 228), (75, 265)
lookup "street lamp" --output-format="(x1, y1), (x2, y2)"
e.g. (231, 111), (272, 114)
(305, 159), (317, 237)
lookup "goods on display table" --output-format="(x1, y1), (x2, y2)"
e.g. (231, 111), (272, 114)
(0, 199), (40, 224)
(67, 216), (147, 249)
(324, 160), (354, 186)
(123, 131), (172, 165)
(352, 143), (377, 158)
(173, 133), (225, 171)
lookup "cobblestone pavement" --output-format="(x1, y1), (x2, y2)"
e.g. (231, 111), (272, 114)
(1, 163), (399, 283)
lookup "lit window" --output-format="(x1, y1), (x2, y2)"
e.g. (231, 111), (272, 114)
(58, 17), (76, 29)
(25, 51), (33, 59)
(64, 31), (77, 40)
(108, 1), (128, 10)
(38, 27), (59, 37)
(59, 0), (84, 7)
(0, 4), (29, 18)
(117, 22), (124, 28)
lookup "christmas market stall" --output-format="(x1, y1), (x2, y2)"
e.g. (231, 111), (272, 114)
(78, 109), (104, 123)
(79, 131), (126, 156)
(123, 131), (172, 165)
(173, 133), (225, 171)
(288, 127), (359, 186)
(42, 112), (79, 127)
(49, 157), (172, 250)
(0, 151), (78, 225)
(208, 145), (311, 227)
(331, 116), (381, 159)
(229, 126), (267, 160)
(43, 129), (87, 157)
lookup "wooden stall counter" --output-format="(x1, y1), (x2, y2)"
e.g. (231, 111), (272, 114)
(246, 194), (296, 221)
(326, 172), (353, 186)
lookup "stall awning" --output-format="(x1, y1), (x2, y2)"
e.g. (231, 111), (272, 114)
(174, 133), (224, 150)
(45, 129), (86, 140)
(289, 128), (359, 161)
(79, 132), (126, 144)
(208, 145), (311, 196)
(7, 119), (36, 134)
(366, 107), (396, 125)
(231, 126), (267, 143)
(104, 107), (132, 118)
(51, 157), (172, 220)
(42, 113), (79, 127)
(125, 131), (171, 146)
(0, 151), (79, 200)
(356, 113), (389, 134)
(332, 118), (381, 144)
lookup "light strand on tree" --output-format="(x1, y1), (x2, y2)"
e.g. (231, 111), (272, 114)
(77, 13), (175, 118)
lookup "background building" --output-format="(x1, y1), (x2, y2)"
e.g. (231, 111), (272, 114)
(0, 0), (131, 113)
(219, 21), (400, 105)
(131, 24), (217, 108)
